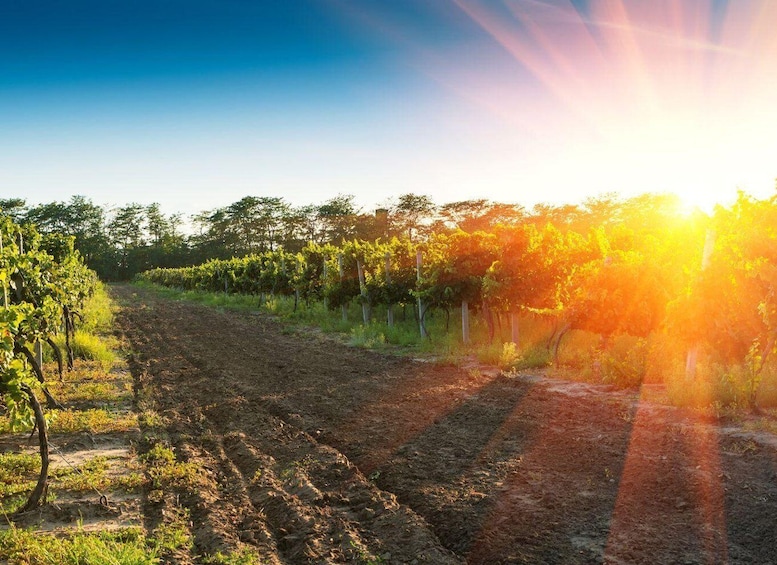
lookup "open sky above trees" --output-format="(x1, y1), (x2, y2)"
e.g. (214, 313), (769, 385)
(2, 1), (776, 216)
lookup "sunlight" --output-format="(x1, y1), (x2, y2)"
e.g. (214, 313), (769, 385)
(605, 389), (728, 562)
(446, 0), (777, 209)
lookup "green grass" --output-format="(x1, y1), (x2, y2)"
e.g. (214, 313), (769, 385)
(43, 284), (118, 372)
(0, 409), (139, 435)
(202, 547), (264, 565)
(50, 378), (133, 405)
(49, 409), (138, 434)
(132, 281), (262, 312)
(80, 283), (116, 334)
(65, 331), (117, 371)
(0, 526), (160, 565)
(140, 444), (201, 491)
(0, 453), (38, 509)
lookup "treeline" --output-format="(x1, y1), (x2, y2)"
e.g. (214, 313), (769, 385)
(1, 193), (548, 281)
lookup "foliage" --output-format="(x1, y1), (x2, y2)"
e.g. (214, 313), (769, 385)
(0, 215), (99, 508)
(0, 526), (160, 565)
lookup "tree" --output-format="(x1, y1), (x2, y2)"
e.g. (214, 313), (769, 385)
(24, 196), (113, 278)
(438, 199), (524, 233)
(107, 204), (147, 278)
(0, 198), (28, 223)
(389, 193), (436, 241)
(317, 194), (360, 244)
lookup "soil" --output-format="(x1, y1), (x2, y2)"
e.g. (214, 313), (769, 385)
(112, 284), (777, 564)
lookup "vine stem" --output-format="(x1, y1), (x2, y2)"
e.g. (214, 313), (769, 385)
(16, 384), (49, 513)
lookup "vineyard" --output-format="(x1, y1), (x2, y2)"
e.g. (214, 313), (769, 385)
(2, 192), (777, 563)
(139, 192), (777, 407)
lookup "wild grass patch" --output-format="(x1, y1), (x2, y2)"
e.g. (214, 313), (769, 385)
(202, 547), (264, 565)
(0, 525), (159, 565)
(141, 444), (201, 492)
(0, 409), (140, 435)
(49, 379), (133, 405)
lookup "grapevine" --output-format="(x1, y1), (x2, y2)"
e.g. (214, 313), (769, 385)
(0, 216), (97, 512)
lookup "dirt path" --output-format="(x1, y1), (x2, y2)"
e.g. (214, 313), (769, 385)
(112, 284), (777, 564)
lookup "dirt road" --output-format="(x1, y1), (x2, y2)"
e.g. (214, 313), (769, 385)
(113, 284), (777, 564)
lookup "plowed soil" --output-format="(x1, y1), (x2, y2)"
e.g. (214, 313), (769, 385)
(112, 284), (777, 564)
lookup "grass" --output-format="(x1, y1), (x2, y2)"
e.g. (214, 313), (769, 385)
(49, 409), (138, 434)
(0, 526), (160, 565)
(132, 281), (262, 312)
(202, 547), (265, 564)
(68, 331), (117, 371)
(149, 506), (193, 556)
(140, 444), (201, 492)
(49, 373), (133, 405)
(43, 283), (118, 372)
(80, 283), (116, 334)
(0, 407), (138, 435)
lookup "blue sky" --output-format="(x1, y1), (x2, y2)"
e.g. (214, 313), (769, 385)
(2, 1), (775, 217)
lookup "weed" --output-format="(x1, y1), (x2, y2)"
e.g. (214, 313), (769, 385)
(203, 547), (264, 565)
(349, 325), (387, 348)
(348, 539), (384, 565)
(0, 524), (159, 564)
(141, 444), (201, 491)
(10, 409), (139, 435)
(71, 331), (117, 370)
(0, 453), (38, 510)
(50, 379), (133, 405)
(80, 283), (116, 334)
(512, 346), (552, 371)
(0, 453), (39, 485)
(50, 456), (110, 491)
(476, 342), (515, 369)
(151, 506), (193, 555)
(138, 410), (167, 430)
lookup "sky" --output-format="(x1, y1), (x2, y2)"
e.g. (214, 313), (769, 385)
(2, 0), (776, 218)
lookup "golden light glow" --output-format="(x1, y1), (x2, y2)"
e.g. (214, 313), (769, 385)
(439, 0), (777, 209)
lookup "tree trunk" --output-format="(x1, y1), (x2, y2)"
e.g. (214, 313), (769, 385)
(16, 384), (49, 513)
(63, 306), (75, 370)
(46, 337), (65, 381)
(553, 324), (571, 368)
(14, 344), (63, 409)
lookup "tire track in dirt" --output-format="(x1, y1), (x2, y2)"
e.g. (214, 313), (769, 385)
(113, 284), (777, 564)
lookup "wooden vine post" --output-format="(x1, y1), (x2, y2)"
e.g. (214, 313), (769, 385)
(385, 252), (394, 327)
(338, 254), (347, 322)
(416, 249), (427, 338)
(34, 341), (43, 372)
(686, 229), (716, 379)
(293, 257), (301, 312)
(510, 311), (520, 346)
(0, 235), (7, 308)
(356, 259), (370, 325)
(322, 258), (329, 310)
(461, 300), (470, 345)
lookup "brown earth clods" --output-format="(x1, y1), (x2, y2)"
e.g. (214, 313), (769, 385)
(112, 284), (777, 564)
